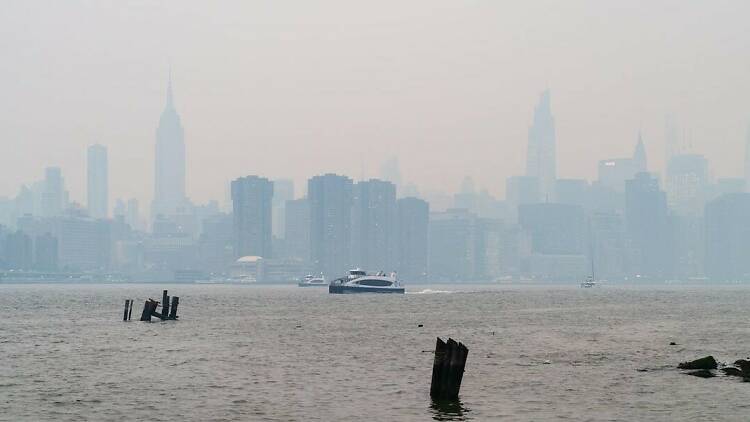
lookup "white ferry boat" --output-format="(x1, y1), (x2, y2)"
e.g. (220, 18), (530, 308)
(298, 274), (327, 287)
(328, 269), (405, 294)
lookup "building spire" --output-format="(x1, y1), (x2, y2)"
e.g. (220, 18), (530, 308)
(166, 66), (174, 110)
(633, 130), (648, 173)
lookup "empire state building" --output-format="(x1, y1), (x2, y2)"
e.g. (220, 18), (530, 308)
(525, 90), (557, 201)
(151, 75), (187, 220)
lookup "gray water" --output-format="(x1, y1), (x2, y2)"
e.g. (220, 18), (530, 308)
(2, 283), (750, 421)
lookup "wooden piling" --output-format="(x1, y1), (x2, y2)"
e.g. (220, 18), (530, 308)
(430, 337), (469, 400)
(123, 299), (130, 321)
(140, 300), (152, 321)
(169, 296), (179, 319)
(128, 299), (133, 320)
(140, 299), (159, 321)
(161, 290), (170, 320)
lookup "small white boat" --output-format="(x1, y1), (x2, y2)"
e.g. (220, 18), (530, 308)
(298, 274), (327, 287)
(329, 269), (405, 294)
(580, 275), (597, 288)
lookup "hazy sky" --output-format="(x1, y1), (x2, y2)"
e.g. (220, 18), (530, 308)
(1, 1), (749, 206)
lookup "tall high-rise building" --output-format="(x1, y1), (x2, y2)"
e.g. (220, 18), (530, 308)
(272, 179), (294, 239)
(666, 154), (708, 216)
(87, 144), (108, 219)
(525, 90), (557, 201)
(625, 172), (673, 278)
(506, 175), (540, 223)
(126, 199), (141, 231)
(41, 167), (66, 217)
(633, 131), (648, 173)
(429, 209), (477, 281)
(705, 193), (750, 280)
(152, 74), (187, 220)
(284, 198), (310, 261)
(396, 197), (429, 280)
(231, 176), (274, 259)
(308, 174), (353, 278)
(351, 179), (397, 271)
(597, 134), (649, 193)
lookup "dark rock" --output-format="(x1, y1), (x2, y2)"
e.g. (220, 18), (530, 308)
(669, 342), (677, 346)
(734, 359), (750, 374)
(721, 367), (743, 377)
(678, 356), (718, 370)
(686, 369), (715, 378)
(418, 324), (423, 327)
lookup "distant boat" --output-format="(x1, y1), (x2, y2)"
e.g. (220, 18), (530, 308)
(298, 274), (327, 287)
(580, 274), (597, 288)
(329, 269), (405, 294)
(581, 219), (599, 288)
(580, 255), (598, 288)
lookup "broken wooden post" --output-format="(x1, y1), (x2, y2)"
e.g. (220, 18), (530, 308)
(140, 299), (158, 322)
(169, 296), (179, 319)
(430, 337), (469, 400)
(140, 300), (151, 321)
(128, 299), (133, 320)
(123, 299), (130, 321)
(161, 290), (170, 319)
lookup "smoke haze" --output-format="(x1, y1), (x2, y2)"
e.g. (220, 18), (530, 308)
(1, 1), (749, 204)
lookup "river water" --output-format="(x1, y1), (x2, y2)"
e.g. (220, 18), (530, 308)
(2, 283), (750, 421)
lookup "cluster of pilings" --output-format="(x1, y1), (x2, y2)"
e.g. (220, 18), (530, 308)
(122, 290), (179, 322)
(430, 337), (469, 400)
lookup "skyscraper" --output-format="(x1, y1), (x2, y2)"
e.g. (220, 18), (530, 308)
(308, 174), (353, 278)
(41, 167), (66, 217)
(633, 131), (648, 173)
(505, 175), (539, 223)
(429, 209), (477, 281)
(526, 90), (557, 201)
(625, 172), (673, 278)
(597, 134), (649, 192)
(284, 198), (311, 261)
(87, 144), (108, 219)
(231, 176), (274, 259)
(351, 179), (397, 271)
(272, 179), (294, 239)
(666, 154), (708, 216)
(705, 193), (750, 280)
(152, 73), (187, 220)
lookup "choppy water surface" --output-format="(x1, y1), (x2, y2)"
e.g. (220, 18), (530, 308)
(2, 283), (750, 421)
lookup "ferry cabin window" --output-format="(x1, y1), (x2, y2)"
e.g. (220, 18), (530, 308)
(357, 279), (391, 287)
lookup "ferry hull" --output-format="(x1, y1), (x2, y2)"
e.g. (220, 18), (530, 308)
(329, 285), (405, 294)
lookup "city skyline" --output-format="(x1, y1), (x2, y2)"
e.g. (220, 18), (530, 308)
(2, 79), (747, 214)
(2, 2), (750, 207)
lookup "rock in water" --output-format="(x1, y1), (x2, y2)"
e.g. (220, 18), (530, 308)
(686, 369), (715, 378)
(734, 359), (750, 375)
(720, 367), (743, 377)
(678, 356), (718, 370)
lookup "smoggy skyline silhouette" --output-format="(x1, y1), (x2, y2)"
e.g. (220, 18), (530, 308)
(1, 1), (749, 206)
